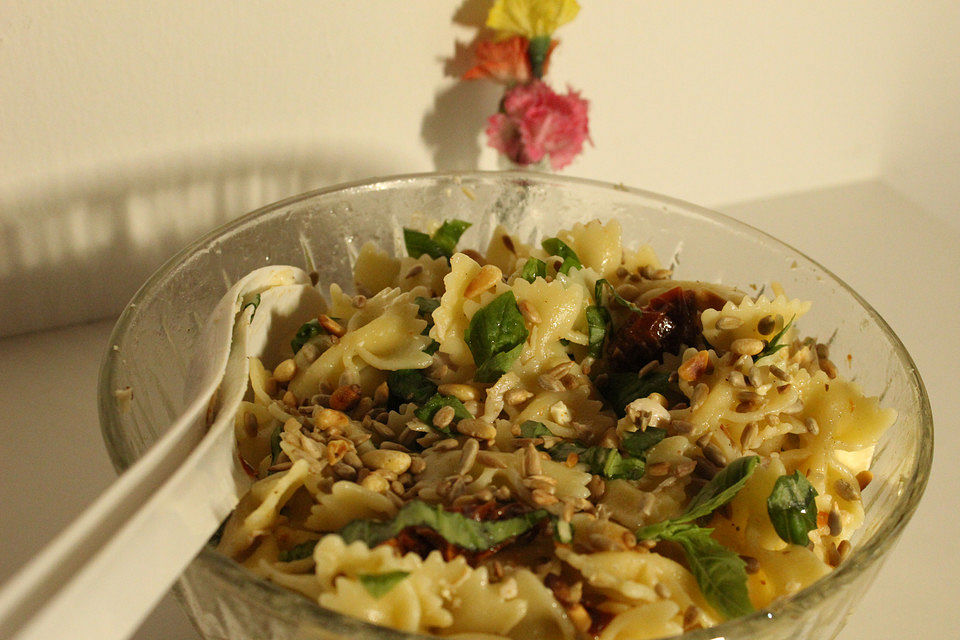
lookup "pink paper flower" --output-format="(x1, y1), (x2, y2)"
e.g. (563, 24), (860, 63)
(485, 80), (590, 170)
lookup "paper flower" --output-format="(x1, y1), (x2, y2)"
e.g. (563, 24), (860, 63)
(485, 80), (590, 170)
(463, 35), (557, 84)
(486, 0), (581, 40)
(458, 0), (589, 170)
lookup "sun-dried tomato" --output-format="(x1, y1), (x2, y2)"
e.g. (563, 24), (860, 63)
(606, 287), (702, 369)
(450, 499), (530, 522)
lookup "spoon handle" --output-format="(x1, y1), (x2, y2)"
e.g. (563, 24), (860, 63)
(0, 385), (235, 640)
(0, 300), (254, 640)
(0, 266), (311, 640)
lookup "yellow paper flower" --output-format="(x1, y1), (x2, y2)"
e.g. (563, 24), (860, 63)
(486, 0), (581, 39)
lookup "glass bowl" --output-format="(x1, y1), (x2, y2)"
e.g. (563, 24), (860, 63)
(99, 171), (932, 640)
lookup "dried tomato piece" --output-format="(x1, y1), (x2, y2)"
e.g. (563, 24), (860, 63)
(451, 499), (530, 522)
(607, 287), (702, 369)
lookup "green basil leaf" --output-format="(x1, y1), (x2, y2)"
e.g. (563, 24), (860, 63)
(767, 471), (819, 545)
(634, 519), (677, 542)
(474, 342), (525, 383)
(279, 540), (317, 562)
(403, 228), (444, 260)
(403, 220), (472, 260)
(636, 456), (759, 540)
(541, 431), (653, 481)
(413, 394), (472, 434)
(414, 296), (441, 320)
(541, 237), (582, 274)
(594, 278), (643, 313)
(387, 370), (438, 409)
(757, 315), (795, 359)
(621, 427), (667, 457)
(684, 456), (760, 521)
(599, 371), (684, 417)
(338, 500), (550, 551)
(586, 305), (611, 358)
(414, 296), (440, 340)
(242, 293), (261, 321)
(544, 441), (582, 463)
(604, 450), (646, 480)
(464, 291), (529, 383)
(520, 420), (556, 439)
(290, 319), (324, 354)
(358, 571), (411, 598)
(669, 525), (754, 620)
(269, 423), (283, 463)
(555, 444), (645, 480)
(520, 257), (547, 283)
(432, 219), (472, 256)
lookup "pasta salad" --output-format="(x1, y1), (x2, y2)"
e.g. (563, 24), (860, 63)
(216, 218), (893, 639)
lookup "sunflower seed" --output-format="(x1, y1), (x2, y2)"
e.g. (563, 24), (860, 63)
(716, 315), (743, 331)
(828, 503), (843, 536)
(458, 438), (480, 475)
(835, 478), (860, 501)
(756, 314), (776, 335)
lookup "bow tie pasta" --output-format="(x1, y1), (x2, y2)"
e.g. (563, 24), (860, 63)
(218, 218), (894, 639)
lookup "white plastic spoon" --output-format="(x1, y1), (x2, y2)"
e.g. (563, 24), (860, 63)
(0, 266), (323, 640)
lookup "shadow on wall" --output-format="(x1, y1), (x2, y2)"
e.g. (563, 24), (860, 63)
(420, 0), (503, 171)
(0, 147), (399, 337)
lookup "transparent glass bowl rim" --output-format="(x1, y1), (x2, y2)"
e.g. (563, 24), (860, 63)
(98, 170), (934, 640)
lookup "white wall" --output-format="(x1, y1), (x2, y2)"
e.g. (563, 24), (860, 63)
(2, 1), (958, 336)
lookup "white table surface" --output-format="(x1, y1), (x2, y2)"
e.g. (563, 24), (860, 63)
(1, 179), (954, 639)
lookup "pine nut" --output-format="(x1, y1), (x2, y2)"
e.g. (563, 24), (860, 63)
(273, 359), (297, 382)
(731, 338), (764, 356)
(504, 388), (533, 405)
(519, 300), (541, 324)
(408, 455), (427, 474)
(317, 314), (346, 337)
(361, 473), (389, 493)
(314, 407), (349, 432)
(464, 264), (502, 298)
(456, 418), (497, 440)
(432, 405), (456, 429)
(361, 449), (412, 475)
(437, 383), (478, 402)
